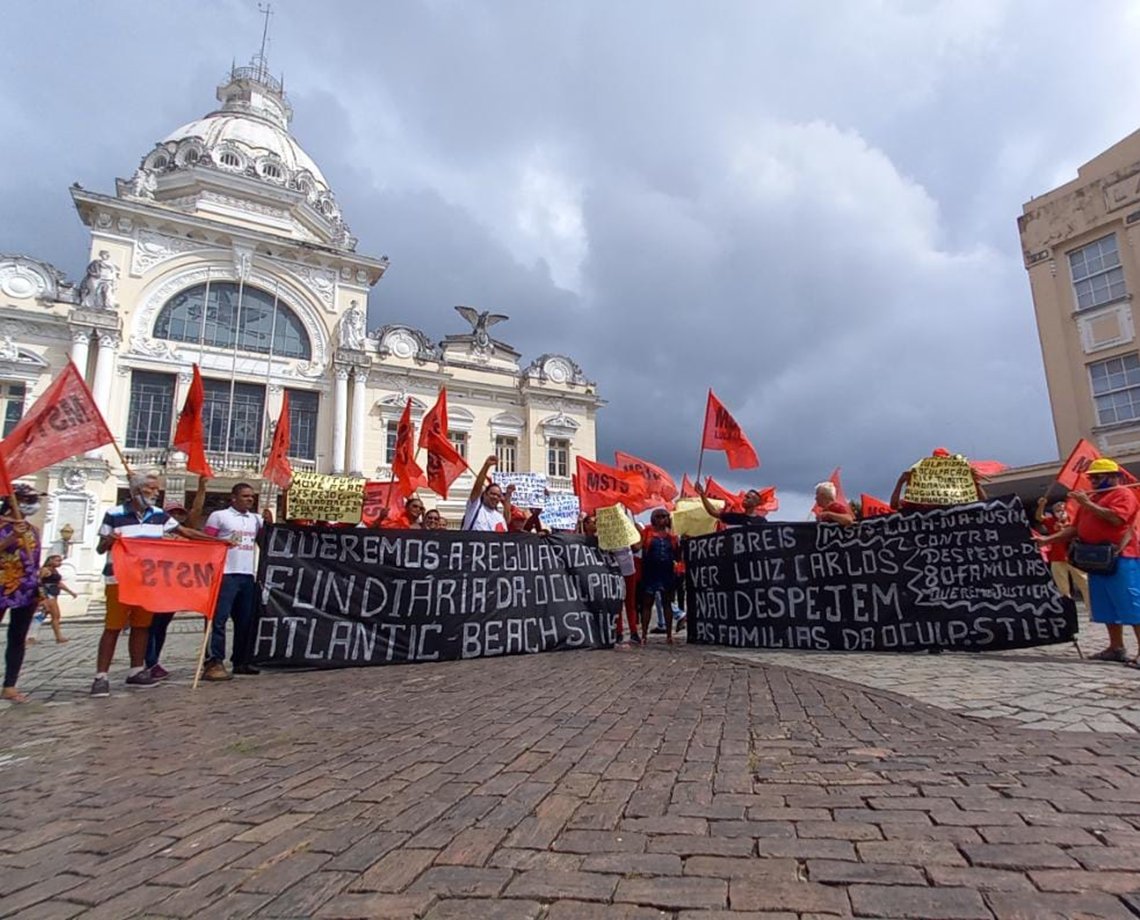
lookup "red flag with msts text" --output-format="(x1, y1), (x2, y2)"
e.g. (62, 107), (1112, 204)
(701, 389), (759, 470)
(392, 400), (428, 497)
(419, 389), (467, 499)
(575, 455), (651, 514)
(615, 450), (677, 512)
(362, 481), (406, 526)
(262, 393), (293, 490)
(172, 364), (214, 478)
(111, 538), (228, 618)
(0, 361), (114, 478)
(860, 494), (894, 518)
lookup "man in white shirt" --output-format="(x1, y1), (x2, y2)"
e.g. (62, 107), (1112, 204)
(201, 482), (272, 680)
(462, 455), (514, 532)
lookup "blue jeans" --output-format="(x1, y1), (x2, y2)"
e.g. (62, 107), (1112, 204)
(210, 574), (257, 665)
(145, 613), (174, 669)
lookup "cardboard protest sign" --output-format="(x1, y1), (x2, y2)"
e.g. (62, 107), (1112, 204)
(686, 496), (1076, 653)
(543, 491), (580, 530)
(904, 455), (977, 506)
(255, 528), (621, 667)
(286, 470), (365, 523)
(672, 497), (722, 537)
(595, 504), (641, 550)
(111, 538), (228, 617)
(493, 472), (548, 509)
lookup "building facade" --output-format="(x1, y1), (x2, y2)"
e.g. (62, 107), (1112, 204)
(0, 62), (601, 609)
(1019, 129), (1140, 460)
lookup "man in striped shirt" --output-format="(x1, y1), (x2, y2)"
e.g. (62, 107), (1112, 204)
(89, 471), (215, 698)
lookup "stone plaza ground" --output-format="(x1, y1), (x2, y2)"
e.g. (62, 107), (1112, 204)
(2, 620), (1140, 918)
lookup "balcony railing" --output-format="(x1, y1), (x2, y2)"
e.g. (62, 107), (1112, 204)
(122, 447), (317, 476)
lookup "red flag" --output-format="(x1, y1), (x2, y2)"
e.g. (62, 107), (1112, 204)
(0, 361), (114, 478)
(172, 365), (214, 478)
(704, 476), (744, 511)
(615, 450), (678, 509)
(860, 494), (894, 518)
(392, 400), (427, 497)
(756, 486), (779, 514)
(419, 389), (467, 499)
(969, 459), (1008, 478)
(262, 393), (293, 490)
(680, 474), (698, 498)
(1056, 439), (1101, 490)
(701, 389), (759, 470)
(0, 447), (13, 500)
(811, 467), (848, 516)
(575, 455), (651, 514)
(111, 538), (228, 618)
(362, 480), (406, 526)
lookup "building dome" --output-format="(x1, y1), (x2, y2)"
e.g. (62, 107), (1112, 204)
(120, 62), (355, 250)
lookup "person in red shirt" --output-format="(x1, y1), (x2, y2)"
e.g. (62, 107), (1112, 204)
(379, 496), (425, 530)
(813, 482), (855, 525)
(1036, 457), (1140, 664)
(1035, 496), (1090, 609)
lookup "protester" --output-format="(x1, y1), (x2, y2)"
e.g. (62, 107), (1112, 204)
(37, 554), (75, 645)
(639, 508), (681, 643)
(1035, 458), (1140, 663)
(201, 482), (272, 681)
(381, 495), (425, 530)
(507, 506), (529, 533)
(423, 509), (448, 530)
(695, 482), (768, 525)
(145, 482), (209, 680)
(463, 456), (511, 532)
(91, 472), (213, 698)
(1, 484), (42, 703)
(1035, 496), (1090, 610)
(814, 481), (855, 525)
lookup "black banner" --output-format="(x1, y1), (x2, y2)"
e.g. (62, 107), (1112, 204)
(686, 496), (1077, 652)
(253, 526), (621, 667)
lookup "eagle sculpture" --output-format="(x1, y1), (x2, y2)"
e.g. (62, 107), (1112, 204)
(454, 305), (509, 350)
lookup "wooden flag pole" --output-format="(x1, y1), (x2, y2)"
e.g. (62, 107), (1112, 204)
(190, 618), (211, 691)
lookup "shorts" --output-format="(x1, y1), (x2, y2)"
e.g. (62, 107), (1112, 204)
(104, 583), (155, 630)
(1088, 558), (1140, 626)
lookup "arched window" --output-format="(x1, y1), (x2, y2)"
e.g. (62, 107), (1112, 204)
(153, 282), (312, 360)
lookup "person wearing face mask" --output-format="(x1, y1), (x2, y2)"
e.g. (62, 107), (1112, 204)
(90, 472), (214, 698)
(0, 484), (43, 703)
(1036, 457), (1140, 664)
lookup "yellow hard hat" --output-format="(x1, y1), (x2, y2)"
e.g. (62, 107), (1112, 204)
(1087, 458), (1121, 474)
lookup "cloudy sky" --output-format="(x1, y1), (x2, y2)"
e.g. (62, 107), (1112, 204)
(4, 1), (1139, 517)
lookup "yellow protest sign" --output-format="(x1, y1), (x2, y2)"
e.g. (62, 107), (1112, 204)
(595, 505), (641, 550)
(905, 455), (977, 506)
(672, 497), (723, 537)
(286, 470), (365, 523)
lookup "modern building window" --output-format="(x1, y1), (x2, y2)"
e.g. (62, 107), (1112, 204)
(0, 381), (26, 438)
(1090, 353), (1140, 425)
(125, 372), (175, 449)
(1070, 234), (1127, 311)
(154, 282), (312, 359)
(202, 379), (265, 455)
(547, 438), (570, 478)
(495, 435), (518, 473)
(448, 430), (468, 459)
(286, 389), (319, 460)
(385, 420), (399, 464)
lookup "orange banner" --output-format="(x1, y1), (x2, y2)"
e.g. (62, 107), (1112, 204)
(111, 538), (228, 618)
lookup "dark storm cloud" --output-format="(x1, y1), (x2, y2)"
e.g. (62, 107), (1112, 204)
(3, 1), (1138, 518)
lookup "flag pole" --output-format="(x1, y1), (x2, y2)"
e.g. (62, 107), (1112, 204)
(694, 388), (711, 486)
(190, 619), (211, 691)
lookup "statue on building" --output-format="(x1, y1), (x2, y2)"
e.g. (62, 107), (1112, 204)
(455, 305), (509, 355)
(338, 300), (367, 351)
(77, 251), (119, 310)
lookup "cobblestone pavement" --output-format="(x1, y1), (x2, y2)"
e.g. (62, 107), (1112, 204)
(4, 627), (1140, 918)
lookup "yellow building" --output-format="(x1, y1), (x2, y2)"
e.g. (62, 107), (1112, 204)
(0, 61), (601, 608)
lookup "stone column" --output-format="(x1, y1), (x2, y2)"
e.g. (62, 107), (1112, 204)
(332, 366), (349, 474)
(69, 329), (91, 378)
(350, 367), (368, 476)
(86, 332), (119, 458)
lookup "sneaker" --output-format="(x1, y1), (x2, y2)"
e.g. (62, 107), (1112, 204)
(649, 626), (666, 634)
(89, 676), (110, 698)
(125, 670), (157, 688)
(629, 632), (642, 645)
(674, 614), (687, 629)
(201, 659), (232, 682)
(1090, 646), (1128, 662)
(149, 664), (170, 681)
(233, 664), (260, 676)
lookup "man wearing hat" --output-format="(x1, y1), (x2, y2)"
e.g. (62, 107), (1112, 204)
(1037, 457), (1140, 663)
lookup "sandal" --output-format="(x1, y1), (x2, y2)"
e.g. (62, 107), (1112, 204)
(1090, 647), (1128, 662)
(1126, 658), (1140, 670)
(1, 689), (29, 704)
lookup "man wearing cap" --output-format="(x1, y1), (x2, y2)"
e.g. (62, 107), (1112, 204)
(1037, 457), (1140, 663)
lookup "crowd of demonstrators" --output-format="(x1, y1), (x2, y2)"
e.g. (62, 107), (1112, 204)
(1036, 457), (1140, 667)
(90, 472), (217, 698)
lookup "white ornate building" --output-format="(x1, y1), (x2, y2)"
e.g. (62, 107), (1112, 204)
(0, 61), (601, 607)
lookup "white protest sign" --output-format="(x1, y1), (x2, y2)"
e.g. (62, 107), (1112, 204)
(493, 472), (548, 509)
